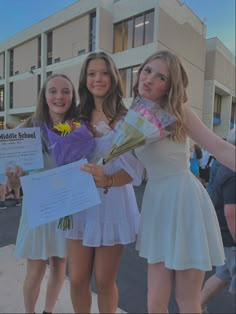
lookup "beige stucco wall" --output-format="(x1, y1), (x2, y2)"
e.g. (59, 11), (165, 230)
(205, 38), (235, 92)
(53, 15), (90, 62)
(202, 80), (215, 129)
(208, 51), (235, 92)
(14, 38), (38, 74)
(53, 63), (82, 97)
(112, 0), (157, 22)
(157, 3), (206, 119)
(157, 8), (206, 70)
(98, 7), (113, 53)
(13, 77), (38, 108)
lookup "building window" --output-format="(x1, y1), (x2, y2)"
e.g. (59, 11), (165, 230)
(9, 82), (13, 109)
(114, 10), (154, 53)
(47, 71), (53, 78)
(38, 36), (41, 68)
(0, 118), (4, 129)
(47, 32), (53, 65)
(9, 49), (14, 76)
(119, 65), (140, 97)
(0, 86), (4, 111)
(37, 75), (41, 95)
(1, 53), (5, 79)
(144, 11), (154, 44)
(213, 94), (221, 124)
(89, 12), (96, 52)
(231, 102), (236, 129)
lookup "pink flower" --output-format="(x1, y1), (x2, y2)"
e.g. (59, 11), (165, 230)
(135, 106), (165, 136)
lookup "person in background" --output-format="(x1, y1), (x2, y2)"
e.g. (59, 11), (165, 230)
(65, 51), (143, 314)
(199, 148), (214, 187)
(0, 122), (16, 210)
(131, 50), (235, 313)
(190, 143), (202, 178)
(0, 175), (7, 209)
(201, 129), (236, 313)
(206, 158), (221, 196)
(6, 74), (78, 314)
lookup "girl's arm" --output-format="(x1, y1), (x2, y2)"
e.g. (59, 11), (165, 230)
(80, 163), (132, 188)
(184, 105), (236, 171)
(224, 204), (236, 243)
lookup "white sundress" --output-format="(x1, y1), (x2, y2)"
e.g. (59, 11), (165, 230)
(65, 121), (144, 246)
(135, 137), (225, 271)
(15, 149), (66, 260)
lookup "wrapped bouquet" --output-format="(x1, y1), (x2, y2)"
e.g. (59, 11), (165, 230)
(101, 97), (176, 165)
(47, 119), (94, 230)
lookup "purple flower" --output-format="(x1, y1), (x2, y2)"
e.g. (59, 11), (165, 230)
(47, 122), (95, 167)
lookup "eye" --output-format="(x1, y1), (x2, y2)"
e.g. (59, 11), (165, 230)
(48, 89), (56, 94)
(87, 72), (95, 77)
(143, 67), (151, 74)
(62, 89), (70, 94)
(157, 74), (168, 82)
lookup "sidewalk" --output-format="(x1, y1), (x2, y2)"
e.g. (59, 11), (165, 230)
(0, 245), (126, 313)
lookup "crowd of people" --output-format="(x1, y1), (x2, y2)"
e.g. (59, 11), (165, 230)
(2, 50), (235, 314)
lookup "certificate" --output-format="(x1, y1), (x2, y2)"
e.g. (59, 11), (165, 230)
(0, 127), (44, 173)
(20, 159), (101, 228)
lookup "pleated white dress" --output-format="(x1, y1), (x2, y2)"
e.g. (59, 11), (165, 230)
(65, 122), (144, 246)
(135, 137), (225, 271)
(15, 151), (67, 260)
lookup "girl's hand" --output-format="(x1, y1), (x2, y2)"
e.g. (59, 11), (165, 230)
(6, 165), (23, 189)
(80, 163), (110, 188)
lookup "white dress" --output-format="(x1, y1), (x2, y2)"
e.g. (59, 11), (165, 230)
(135, 137), (225, 271)
(65, 121), (144, 246)
(15, 150), (67, 260)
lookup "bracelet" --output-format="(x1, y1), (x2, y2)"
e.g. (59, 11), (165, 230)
(103, 175), (114, 194)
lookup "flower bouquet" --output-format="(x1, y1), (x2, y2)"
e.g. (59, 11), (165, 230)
(101, 97), (176, 165)
(46, 119), (94, 230)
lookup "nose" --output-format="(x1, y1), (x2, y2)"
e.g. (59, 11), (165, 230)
(56, 91), (63, 99)
(95, 73), (102, 81)
(145, 73), (153, 85)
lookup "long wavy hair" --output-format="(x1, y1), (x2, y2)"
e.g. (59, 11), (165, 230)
(133, 50), (188, 142)
(25, 74), (77, 127)
(77, 52), (127, 126)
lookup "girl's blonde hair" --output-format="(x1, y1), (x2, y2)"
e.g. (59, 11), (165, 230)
(25, 74), (77, 127)
(77, 52), (127, 125)
(133, 50), (188, 142)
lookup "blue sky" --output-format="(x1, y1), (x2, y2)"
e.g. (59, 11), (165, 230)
(0, 0), (235, 54)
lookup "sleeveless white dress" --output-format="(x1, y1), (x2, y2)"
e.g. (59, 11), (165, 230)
(135, 137), (225, 271)
(65, 121), (144, 246)
(15, 148), (66, 260)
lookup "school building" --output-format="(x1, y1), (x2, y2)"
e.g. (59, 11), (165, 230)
(0, 0), (235, 137)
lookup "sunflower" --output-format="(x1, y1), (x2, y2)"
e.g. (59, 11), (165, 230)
(53, 122), (73, 135)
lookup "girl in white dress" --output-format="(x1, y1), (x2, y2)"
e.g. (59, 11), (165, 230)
(7, 74), (78, 314)
(65, 52), (143, 313)
(131, 51), (235, 313)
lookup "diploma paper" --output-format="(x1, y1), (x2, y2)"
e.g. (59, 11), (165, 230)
(0, 127), (44, 173)
(20, 159), (101, 228)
